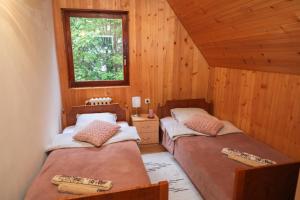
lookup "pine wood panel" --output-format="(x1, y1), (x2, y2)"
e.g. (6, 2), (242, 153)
(167, 0), (300, 74)
(209, 67), (300, 159)
(53, 0), (209, 127)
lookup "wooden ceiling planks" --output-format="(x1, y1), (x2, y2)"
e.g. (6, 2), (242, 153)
(167, 0), (300, 74)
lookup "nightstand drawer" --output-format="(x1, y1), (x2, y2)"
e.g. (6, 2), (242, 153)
(134, 121), (158, 133)
(139, 132), (159, 144)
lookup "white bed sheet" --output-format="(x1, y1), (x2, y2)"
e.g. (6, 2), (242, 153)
(46, 121), (140, 152)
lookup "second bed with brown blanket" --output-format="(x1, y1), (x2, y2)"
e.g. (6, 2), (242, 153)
(172, 133), (292, 200)
(158, 99), (293, 200)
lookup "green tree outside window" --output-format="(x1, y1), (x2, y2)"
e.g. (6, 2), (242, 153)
(70, 17), (124, 81)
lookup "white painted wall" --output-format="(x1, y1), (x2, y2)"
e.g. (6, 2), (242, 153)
(0, 0), (61, 199)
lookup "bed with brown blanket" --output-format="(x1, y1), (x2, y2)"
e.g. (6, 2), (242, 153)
(158, 99), (299, 200)
(26, 104), (168, 200)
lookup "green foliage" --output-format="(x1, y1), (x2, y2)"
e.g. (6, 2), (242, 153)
(70, 17), (124, 81)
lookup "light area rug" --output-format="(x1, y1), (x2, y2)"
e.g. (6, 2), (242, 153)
(142, 152), (203, 200)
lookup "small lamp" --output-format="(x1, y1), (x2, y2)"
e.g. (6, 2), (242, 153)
(132, 96), (141, 117)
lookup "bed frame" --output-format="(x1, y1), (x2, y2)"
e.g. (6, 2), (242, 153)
(157, 98), (213, 118)
(66, 103), (127, 126)
(234, 162), (300, 200)
(64, 104), (168, 200)
(61, 182), (168, 200)
(157, 98), (300, 200)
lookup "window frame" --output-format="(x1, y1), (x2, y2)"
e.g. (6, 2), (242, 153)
(62, 9), (129, 88)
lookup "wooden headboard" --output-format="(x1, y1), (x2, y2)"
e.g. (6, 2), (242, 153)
(157, 99), (213, 118)
(66, 104), (126, 126)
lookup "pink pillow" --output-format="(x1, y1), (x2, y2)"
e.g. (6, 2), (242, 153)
(184, 114), (224, 136)
(73, 120), (120, 147)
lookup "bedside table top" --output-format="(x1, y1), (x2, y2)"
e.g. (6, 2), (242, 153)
(131, 114), (159, 122)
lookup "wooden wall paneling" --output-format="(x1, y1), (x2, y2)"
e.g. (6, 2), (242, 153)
(162, 7), (176, 102)
(181, 32), (195, 98)
(210, 67), (300, 159)
(156, 0), (167, 105)
(236, 70), (255, 132)
(132, 0), (142, 99)
(171, 23), (180, 99)
(192, 50), (209, 99)
(53, 0), (210, 127)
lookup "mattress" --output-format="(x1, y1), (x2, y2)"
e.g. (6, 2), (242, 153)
(25, 141), (150, 200)
(174, 134), (292, 200)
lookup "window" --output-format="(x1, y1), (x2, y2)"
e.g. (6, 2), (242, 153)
(63, 10), (129, 87)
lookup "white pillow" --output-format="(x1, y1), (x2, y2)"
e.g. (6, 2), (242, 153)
(171, 108), (209, 123)
(75, 113), (117, 130)
(62, 125), (76, 135)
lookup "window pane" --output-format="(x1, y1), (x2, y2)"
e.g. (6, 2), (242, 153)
(70, 17), (124, 82)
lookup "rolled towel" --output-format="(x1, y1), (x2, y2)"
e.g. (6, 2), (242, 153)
(58, 183), (106, 195)
(221, 148), (276, 167)
(52, 175), (112, 191)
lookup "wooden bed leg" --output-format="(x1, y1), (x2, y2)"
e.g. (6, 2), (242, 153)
(159, 181), (169, 200)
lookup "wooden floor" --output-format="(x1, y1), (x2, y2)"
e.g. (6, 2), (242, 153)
(139, 144), (167, 154)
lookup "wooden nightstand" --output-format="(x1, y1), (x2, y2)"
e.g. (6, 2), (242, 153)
(131, 114), (159, 145)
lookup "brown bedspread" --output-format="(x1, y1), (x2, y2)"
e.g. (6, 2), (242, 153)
(173, 133), (292, 200)
(25, 141), (150, 200)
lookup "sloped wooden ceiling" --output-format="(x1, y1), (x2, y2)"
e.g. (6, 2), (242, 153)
(167, 0), (300, 74)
